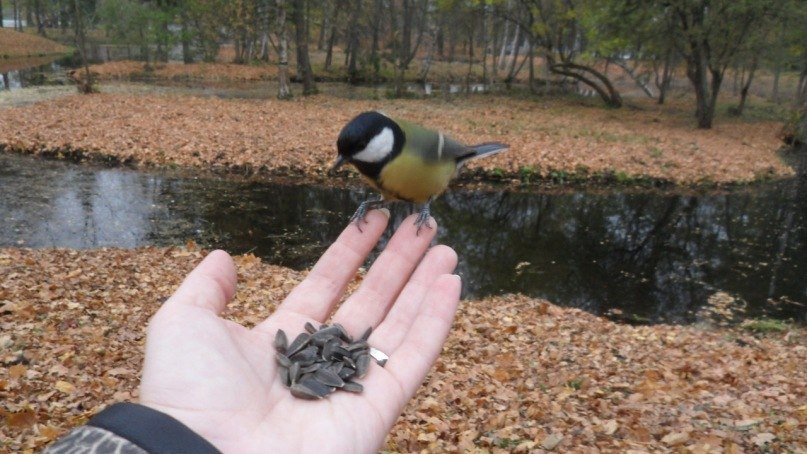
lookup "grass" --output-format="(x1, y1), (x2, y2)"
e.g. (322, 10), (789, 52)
(742, 318), (790, 333)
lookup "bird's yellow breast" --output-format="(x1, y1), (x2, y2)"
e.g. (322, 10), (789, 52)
(376, 152), (456, 203)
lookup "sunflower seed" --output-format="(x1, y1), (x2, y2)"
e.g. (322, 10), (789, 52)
(299, 376), (335, 398)
(291, 346), (319, 365)
(346, 340), (369, 352)
(276, 353), (292, 368)
(332, 323), (351, 342)
(321, 339), (340, 360)
(327, 362), (344, 374)
(338, 366), (356, 380)
(289, 362), (301, 384)
(290, 382), (323, 400)
(274, 329), (288, 353)
(279, 366), (290, 387)
(356, 353), (371, 378)
(275, 324), (379, 399)
(286, 333), (311, 357)
(311, 325), (341, 342)
(342, 381), (363, 393)
(300, 363), (323, 375)
(339, 346), (355, 358)
(314, 368), (345, 388)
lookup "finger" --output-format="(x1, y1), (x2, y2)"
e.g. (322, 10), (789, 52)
(163, 249), (237, 315)
(271, 209), (389, 323)
(366, 274), (461, 402)
(332, 213), (437, 336)
(369, 245), (457, 354)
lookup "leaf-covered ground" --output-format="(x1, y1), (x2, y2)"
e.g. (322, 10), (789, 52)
(0, 29), (71, 59)
(1, 247), (804, 452)
(0, 93), (791, 186)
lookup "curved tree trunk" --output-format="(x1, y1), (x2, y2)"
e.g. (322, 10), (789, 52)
(550, 62), (622, 108)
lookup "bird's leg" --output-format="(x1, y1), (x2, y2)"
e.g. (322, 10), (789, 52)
(413, 201), (433, 236)
(350, 196), (386, 232)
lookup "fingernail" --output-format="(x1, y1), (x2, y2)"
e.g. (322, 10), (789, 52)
(377, 207), (390, 218)
(451, 274), (461, 283)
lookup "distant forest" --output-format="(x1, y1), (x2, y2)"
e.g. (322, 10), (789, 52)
(2, 0), (805, 128)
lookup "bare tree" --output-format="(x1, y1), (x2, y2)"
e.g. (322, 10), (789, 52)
(392, 0), (428, 97)
(292, 0), (317, 94)
(71, 0), (96, 94)
(276, 0), (293, 99)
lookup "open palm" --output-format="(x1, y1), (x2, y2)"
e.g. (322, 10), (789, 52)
(139, 210), (460, 453)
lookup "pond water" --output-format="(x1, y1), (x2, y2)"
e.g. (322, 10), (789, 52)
(1, 152), (804, 324)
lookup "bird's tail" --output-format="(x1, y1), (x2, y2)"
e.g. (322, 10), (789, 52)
(459, 142), (509, 162)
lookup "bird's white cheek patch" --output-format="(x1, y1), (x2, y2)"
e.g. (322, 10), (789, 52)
(353, 127), (394, 163)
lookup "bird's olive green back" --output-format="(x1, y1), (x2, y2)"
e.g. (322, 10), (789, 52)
(394, 118), (470, 163)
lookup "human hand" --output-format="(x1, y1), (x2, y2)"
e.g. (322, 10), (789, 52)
(139, 210), (460, 453)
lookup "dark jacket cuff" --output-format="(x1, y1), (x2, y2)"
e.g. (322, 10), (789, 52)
(87, 402), (221, 454)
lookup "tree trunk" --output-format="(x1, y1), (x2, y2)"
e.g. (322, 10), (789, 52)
(527, 36), (535, 92)
(71, 0), (95, 94)
(180, 8), (193, 63)
(13, 0), (20, 31)
(497, 19), (509, 70)
(481, 6), (490, 86)
(771, 65), (781, 103)
(318, 0), (331, 50)
(139, 24), (151, 67)
(276, 0), (293, 99)
(685, 44), (714, 128)
(34, 0), (45, 36)
(0, 0), (4, 28)
(394, 0), (413, 97)
(293, 0), (317, 94)
(324, 2), (339, 71)
(611, 58), (654, 98)
(735, 55), (758, 116)
(550, 62), (622, 108)
(655, 48), (673, 105)
(346, 0), (361, 84)
(506, 24), (520, 77)
(418, 14), (437, 84)
(796, 60), (806, 107)
(370, 0), (383, 81)
(465, 26), (474, 92)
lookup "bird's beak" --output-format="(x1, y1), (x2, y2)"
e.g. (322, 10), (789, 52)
(329, 155), (347, 174)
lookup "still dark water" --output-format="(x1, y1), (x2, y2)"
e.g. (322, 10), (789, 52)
(1, 153), (804, 324)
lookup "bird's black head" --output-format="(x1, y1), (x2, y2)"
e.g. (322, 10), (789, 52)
(334, 112), (405, 178)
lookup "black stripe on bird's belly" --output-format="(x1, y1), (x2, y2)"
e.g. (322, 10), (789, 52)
(352, 160), (383, 180)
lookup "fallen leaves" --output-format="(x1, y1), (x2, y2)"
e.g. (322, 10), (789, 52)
(0, 29), (71, 58)
(0, 247), (805, 452)
(0, 93), (792, 186)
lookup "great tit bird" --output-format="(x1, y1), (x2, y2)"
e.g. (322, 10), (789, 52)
(332, 111), (509, 232)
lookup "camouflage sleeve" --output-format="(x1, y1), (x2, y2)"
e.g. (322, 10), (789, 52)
(44, 425), (148, 454)
(43, 403), (221, 454)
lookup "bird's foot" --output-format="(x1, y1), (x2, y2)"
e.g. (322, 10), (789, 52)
(414, 203), (433, 236)
(350, 198), (385, 232)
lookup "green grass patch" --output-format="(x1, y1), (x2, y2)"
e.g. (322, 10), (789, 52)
(742, 318), (790, 333)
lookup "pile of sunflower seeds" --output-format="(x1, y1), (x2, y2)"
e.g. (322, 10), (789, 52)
(274, 322), (386, 400)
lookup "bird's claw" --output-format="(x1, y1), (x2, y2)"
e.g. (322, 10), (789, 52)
(350, 199), (384, 232)
(414, 204), (433, 236)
